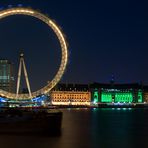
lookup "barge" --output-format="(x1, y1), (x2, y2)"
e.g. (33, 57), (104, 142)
(0, 107), (62, 134)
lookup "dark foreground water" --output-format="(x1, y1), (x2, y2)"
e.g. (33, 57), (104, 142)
(1, 108), (148, 148)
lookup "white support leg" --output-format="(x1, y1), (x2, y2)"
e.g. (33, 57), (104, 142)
(16, 58), (22, 97)
(22, 59), (32, 98)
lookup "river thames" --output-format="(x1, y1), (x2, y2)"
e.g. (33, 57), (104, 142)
(0, 108), (148, 148)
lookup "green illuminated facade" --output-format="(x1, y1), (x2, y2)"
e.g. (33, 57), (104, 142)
(114, 92), (133, 103)
(93, 89), (99, 103)
(91, 83), (144, 103)
(99, 90), (134, 103)
(138, 90), (143, 103)
(101, 92), (112, 102)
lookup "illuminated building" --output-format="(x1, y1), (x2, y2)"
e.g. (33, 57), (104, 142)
(144, 92), (148, 103)
(51, 84), (91, 105)
(143, 86), (148, 103)
(91, 83), (143, 103)
(51, 91), (91, 105)
(0, 60), (14, 92)
(49, 83), (148, 106)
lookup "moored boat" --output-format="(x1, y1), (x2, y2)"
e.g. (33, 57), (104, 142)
(0, 107), (62, 134)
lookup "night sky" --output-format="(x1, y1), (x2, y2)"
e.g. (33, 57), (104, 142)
(0, 0), (147, 91)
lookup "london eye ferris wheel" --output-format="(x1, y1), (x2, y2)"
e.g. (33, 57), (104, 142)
(0, 6), (68, 100)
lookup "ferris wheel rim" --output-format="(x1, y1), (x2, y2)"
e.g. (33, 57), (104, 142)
(0, 7), (68, 100)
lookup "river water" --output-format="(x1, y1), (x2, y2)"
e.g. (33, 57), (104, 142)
(0, 108), (148, 148)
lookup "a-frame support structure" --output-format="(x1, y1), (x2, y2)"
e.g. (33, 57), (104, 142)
(16, 53), (32, 98)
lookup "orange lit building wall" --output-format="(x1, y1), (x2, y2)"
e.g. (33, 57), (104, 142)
(50, 91), (91, 105)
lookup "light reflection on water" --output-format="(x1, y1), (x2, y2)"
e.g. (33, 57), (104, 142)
(0, 108), (148, 148)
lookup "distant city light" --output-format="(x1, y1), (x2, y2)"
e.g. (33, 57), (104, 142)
(8, 5), (12, 8)
(17, 4), (23, 7)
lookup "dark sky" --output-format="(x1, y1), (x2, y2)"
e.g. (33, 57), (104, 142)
(0, 0), (148, 91)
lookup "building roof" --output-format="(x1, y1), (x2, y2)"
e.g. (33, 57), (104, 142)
(90, 82), (143, 89)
